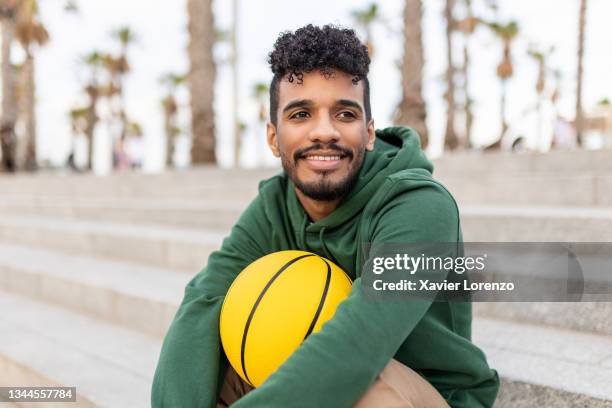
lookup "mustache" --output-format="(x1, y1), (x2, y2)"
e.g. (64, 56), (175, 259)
(294, 143), (354, 162)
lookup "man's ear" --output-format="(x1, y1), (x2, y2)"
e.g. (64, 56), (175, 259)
(366, 119), (376, 151)
(267, 122), (280, 157)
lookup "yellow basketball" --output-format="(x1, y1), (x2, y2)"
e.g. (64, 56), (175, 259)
(220, 250), (352, 387)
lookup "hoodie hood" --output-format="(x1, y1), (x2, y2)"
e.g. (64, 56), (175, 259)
(285, 126), (434, 234)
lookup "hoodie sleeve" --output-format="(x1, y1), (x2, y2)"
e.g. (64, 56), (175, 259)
(151, 195), (268, 408)
(231, 181), (464, 408)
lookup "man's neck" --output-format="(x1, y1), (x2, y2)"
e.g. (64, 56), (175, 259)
(294, 188), (342, 223)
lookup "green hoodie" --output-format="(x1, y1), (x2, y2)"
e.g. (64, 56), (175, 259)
(152, 126), (499, 407)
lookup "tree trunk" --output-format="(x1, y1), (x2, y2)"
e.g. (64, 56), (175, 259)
(165, 122), (175, 168)
(231, 0), (240, 167)
(188, 0), (216, 164)
(462, 44), (473, 149)
(163, 96), (177, 167)
(444, 0), (458, 151)
(395, 0), (428, 149)
(85, 85), (99, 170)
(461, 0), (473, 149)
(500, 78), (508, 140)
(22, 53), (37, 171)
(0, 18), (17, 172)
(575, 0), (587, 146)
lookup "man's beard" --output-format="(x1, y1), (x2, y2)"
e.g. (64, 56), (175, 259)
(280, 142), (366, 202)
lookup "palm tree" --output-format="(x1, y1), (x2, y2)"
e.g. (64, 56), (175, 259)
(126, 121), (142, 137)
(252, 82), (269, 166)
(162, 94), (179, 167)
(211, 25), (239, 166)
(351, 3), (382, 57)
(0, 1), (18, 172)
(252, 82), (269, 124)
(160, 73), (186, 167)
(63, 0), (78, 12)
(68, 106), (87, 167)
(110, 26), (135, 142)
(14, 0), (48, 171)
(394, 0), (428, 148)
(69, 107), (87, 137)
(114, 26), (136, 59)
(527, 45), (554, 147)
(443, 0), (459, 151)
(187, 0), (216, 164)
(95, 27), (135, 170)
(575, 0), (587, 146)
(456, 0), (480, 149)
(79, 50), (102, 170)
(550, 68), (562, 113)
(231, 0), (240, 167)
(486, 20), (519, 148)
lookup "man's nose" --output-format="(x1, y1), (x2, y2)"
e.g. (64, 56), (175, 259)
(308, 114), (340, 144)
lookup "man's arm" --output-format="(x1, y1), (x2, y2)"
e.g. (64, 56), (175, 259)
(151, 196), (267, 408)
(231, 183), (462, 408)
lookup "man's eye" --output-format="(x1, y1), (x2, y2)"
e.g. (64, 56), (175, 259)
(338, 111), (356, 119)
(290, 111), (309, 119)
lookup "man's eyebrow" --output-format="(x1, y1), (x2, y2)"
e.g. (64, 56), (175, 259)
(337, 99), (363, 113)
(282, 99), (313, 113)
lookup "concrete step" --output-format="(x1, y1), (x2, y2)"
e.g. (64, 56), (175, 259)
(461, 205), (612, 241)
(0, 185), (259, 201)
(475, 302), (612, 337)
(1, 352), (94, 407)
(2, 237), (611, 340)
(0, 168), (276, 199)
(4, 173), (609, 207)
(0, 214), (224, 272)
(0, 166), (277, 186)
(2, 151), (612, 201)
(0, 290), (161, 408)
(2, 202), (611, 243)
(0, 174), (612, 208)
(496, 379), (612, 407)
(2, 290), (610, 407)
(0, 197), (245, 230)
(433, 148), (612, 175)
(439, 173), (612, 207)
(0, 355), (95, 408)
(2, 158), (611, 208)
(473, 316), (612, 406)
(3, 172), (612, 222)
(0, 195), (612, 242)
(0, 243), (189, 338)
(4, 201), (612, 243)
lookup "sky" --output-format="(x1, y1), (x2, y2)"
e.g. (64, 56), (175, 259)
(32, 0), (612, 172)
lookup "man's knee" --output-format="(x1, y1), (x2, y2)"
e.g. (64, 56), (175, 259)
(353, 359), (450, 408)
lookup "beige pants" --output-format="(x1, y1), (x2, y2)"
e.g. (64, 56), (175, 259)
(216, 359), (450, 408)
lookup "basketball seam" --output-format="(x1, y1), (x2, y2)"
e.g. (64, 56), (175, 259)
(303, 257), (332, 340)
(240, 253), (314, 386)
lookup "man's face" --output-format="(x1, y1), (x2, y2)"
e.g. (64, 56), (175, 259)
(267, 70), (375, 202)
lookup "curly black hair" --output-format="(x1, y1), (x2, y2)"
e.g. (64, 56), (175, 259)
(268, 24), (371, 126)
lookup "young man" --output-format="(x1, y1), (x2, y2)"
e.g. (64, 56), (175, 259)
(152, 24), (499, 407)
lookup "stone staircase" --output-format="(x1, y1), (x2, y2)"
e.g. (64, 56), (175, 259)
(0, 149), (611, 407)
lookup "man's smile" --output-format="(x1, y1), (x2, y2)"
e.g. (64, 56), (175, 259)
(301, 154), (347, 171)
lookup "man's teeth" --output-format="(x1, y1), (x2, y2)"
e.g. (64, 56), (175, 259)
(307, 155), (341, 161)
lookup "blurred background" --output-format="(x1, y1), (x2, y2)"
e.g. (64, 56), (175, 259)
(0, 0), (610, 172)
(0, 0), (611, 407)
